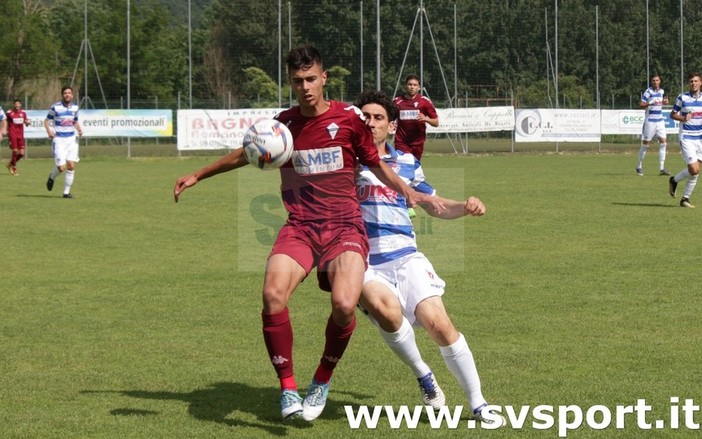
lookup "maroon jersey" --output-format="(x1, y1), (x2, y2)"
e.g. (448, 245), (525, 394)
(275, 100), (380, 223)
(6, 109), (28, 139)
(393, 94), (438, 160)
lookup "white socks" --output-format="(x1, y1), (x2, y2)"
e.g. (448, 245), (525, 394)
(379, 318), (431, 379)
(684, 174), (698, 199)
(64, 170), (75, 195)
(50, 166), (60, 180)
(659, 143), (667, 169)
(440, 333), (487, 411)
(637, 145), (647, 168)
(638, 143), (667, 170)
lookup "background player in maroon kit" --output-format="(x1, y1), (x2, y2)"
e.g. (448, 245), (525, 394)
(393, 74), (439, 162)
(173, 45), (441, 422)
(5, 99), (30, 175)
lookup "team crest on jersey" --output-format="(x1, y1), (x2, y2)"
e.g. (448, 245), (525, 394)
(414, 102), (419, 108)
(327, 122), (339, 139)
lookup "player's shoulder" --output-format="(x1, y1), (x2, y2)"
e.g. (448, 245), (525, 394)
(275, 106), (299, 122)
(326, 100), (365, 124)
(420, 95), (434, 104)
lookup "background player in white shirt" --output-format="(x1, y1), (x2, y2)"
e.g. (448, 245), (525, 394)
(636, 74), (669, 176)
(354, 90), (503, 425)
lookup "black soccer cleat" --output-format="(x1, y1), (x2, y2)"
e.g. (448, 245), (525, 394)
(668, 176), (678, 198)
(46, 175), (55, 191)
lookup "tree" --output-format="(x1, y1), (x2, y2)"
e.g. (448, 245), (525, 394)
(241, 67), (278, 106)
(326, 66), (351, 102)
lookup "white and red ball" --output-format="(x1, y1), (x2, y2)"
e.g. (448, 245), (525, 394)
(242, 119), (294, 169)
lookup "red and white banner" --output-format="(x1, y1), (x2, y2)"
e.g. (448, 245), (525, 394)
(176, 109), (282, 151)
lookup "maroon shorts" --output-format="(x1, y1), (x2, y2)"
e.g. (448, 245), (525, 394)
(9, 136), (25, 150)
(270, 219), (369, 292)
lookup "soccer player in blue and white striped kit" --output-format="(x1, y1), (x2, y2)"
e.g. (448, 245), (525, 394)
(636, 74), (670, 176)
(668, 72), (702, 208)
(44, 86), (83, 199)
(354, 90), (504, 425)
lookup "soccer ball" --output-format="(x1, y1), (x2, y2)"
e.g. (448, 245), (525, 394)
(243, 119), (294, 169)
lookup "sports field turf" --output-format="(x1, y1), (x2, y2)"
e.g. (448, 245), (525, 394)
(1, 152), (700, 438)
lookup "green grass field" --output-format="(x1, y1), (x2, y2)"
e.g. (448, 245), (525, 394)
(1, 151), (700, 438)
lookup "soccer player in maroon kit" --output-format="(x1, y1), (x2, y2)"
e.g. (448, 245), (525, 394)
(174, 45), (442, 422)
(393, 74), (439, 162)
(5, 99), (31, 175)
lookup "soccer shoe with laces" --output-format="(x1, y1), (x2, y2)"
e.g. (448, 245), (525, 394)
(417, 372), (446, 409)
(46, 175), (55, 191)
(668, 176), (678, 198)
(659, 169), (671, 176)
(473, 403), (507, 427)
(301, 379), (330, 421)
(680, 198), (695, 208)
(636, 167), (643, 176)
(280, 389), (303, 419)
(5, 162), (14, 175)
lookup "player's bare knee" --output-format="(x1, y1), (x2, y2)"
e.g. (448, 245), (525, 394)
(330, 298), (357, 318)
(261, 288), (288, 313)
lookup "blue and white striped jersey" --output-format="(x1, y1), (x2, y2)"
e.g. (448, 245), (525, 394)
(641, 87), (665, 123)
(672, 92), (702, 140)
(357, 144), (435, 266)
(46, 101), (79, 137)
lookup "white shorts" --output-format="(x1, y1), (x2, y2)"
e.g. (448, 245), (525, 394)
(679, 135), (702, 165)
(641, 121), (666, 142)
(362, 252), (445, 326)
(52, 136), (80, 166)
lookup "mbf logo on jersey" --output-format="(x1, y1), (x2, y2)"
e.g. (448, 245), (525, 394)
(292, 146), (343, 175)
(399, 109), (420, 120)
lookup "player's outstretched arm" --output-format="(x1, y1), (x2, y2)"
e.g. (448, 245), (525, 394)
(173, 148), (249, 203)
(369, 161), (445, 212)
(420, 195), (485, 219)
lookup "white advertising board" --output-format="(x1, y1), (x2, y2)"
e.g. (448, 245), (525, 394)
(515, 109), (601, 142)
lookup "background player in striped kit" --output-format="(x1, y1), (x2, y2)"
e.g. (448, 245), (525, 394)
(44, 86), (83, 199)
(668, 72), (702, 208)
(636, 74), (669, 176)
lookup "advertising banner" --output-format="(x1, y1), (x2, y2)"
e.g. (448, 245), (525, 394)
(427, 106), (515, 134)
(177, 109), (283, 151)
(515, 109), (600, 142)
(23, 109), (172, 138)
(600, 109), (678, 135)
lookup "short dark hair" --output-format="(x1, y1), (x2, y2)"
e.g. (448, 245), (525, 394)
(286, 44), (323, 73)
(61, 85), (74, 94)
(688, 72), (701, 81)
(405, 74), (420, 83)
(354, 89), (399, 121)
